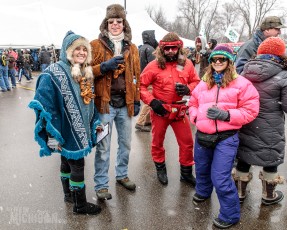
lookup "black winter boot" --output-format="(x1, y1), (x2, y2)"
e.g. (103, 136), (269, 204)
(72, 186), (102, 215)
(61, 177), (73, 203)
(180, 165), (196, 186)
(155, 162), (168, 185)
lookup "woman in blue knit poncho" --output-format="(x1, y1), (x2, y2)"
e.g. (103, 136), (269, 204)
(29, 31), (102, 215)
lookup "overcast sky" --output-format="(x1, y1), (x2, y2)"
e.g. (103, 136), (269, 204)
(94, 0), (178, 20)
(9, 0), (285, 23)
(6, 0), (178, 20)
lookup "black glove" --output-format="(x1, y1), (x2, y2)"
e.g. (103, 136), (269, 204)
(150, 99), (168, 116)
(175, 83), (190, 96)
(207, 107), (230, 121)
(100, 56), (124, 74)
(134, 101), (140, 116)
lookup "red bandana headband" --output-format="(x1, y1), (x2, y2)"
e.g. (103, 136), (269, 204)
(159, 40), (183, 49)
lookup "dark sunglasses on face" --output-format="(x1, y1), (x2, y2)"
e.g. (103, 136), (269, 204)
(163, 46), (179, 52)
(210, 57), (228, 63)
(107, 18), (123, 24)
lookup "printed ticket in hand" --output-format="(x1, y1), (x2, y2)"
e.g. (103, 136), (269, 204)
(96, 123), (109, 144)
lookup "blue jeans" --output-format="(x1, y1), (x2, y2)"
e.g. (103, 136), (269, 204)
(8, 69), (16, 87)
(18, 67), (31, 81)
(194, 133), (240, 224)
(94, 105), (132, 191)
(0, 65), (10, 91)
(41, 64), (49, 72)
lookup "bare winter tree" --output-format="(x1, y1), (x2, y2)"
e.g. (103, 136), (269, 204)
(146, 4), (193, 39)
(146, 0), (287, 43)
(177, 0), (219, 39)
(233, 0), (279, 38)
(203, 0), (219, 41)
(218, 3), (247, 42)
(146, 5), (169, 31)
(208, 14), (227, 43)
(168, 17), (191, 38)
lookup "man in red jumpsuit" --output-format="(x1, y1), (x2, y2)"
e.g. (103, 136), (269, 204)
(140, 32), (200, 185)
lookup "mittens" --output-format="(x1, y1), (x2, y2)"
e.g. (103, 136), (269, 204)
(100, 56), (124, 74)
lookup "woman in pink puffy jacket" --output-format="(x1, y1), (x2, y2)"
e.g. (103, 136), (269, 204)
(188, 44), (259, 229)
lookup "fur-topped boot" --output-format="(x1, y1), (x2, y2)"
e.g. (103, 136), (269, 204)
(232, 168), (253, 203)
(259, 171), (284, 205)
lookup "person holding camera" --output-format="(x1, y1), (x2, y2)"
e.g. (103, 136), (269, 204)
(188, 44), (259, 229)
(140, 32), (200, 186)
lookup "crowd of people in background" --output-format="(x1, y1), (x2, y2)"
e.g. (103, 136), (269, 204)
(0, 45), (59, 92)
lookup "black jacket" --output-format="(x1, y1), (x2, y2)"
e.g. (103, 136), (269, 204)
(238, 58), (287, 167)
(139, 30), (158, 72)
(39, 49), (51, 64)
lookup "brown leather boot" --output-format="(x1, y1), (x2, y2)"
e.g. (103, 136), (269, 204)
(232, 169), (252, 203)
(259, 171), (284, 205)
(135, 124), (151, 132)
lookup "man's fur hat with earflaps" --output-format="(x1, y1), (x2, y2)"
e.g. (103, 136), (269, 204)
(154, 32), (186, 70)
(99, 4), (132, 44)
(60, 31), (93, 82)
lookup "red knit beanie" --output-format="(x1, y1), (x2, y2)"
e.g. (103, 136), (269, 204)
(257, 37), (286, 56)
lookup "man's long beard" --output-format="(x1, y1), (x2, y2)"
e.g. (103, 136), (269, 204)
(164, 53), (178, 62)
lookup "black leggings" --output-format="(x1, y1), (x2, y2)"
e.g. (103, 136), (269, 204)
(60, 156), (85, 182)
(236, 160), (277, 173)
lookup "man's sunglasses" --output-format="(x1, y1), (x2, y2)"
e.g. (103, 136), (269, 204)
(163, 46), (179, 52)
(210, 57), (228, 63)
(107, 18), (123, 24)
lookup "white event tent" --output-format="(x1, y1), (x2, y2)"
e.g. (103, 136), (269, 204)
(1, 2), (194, 49)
